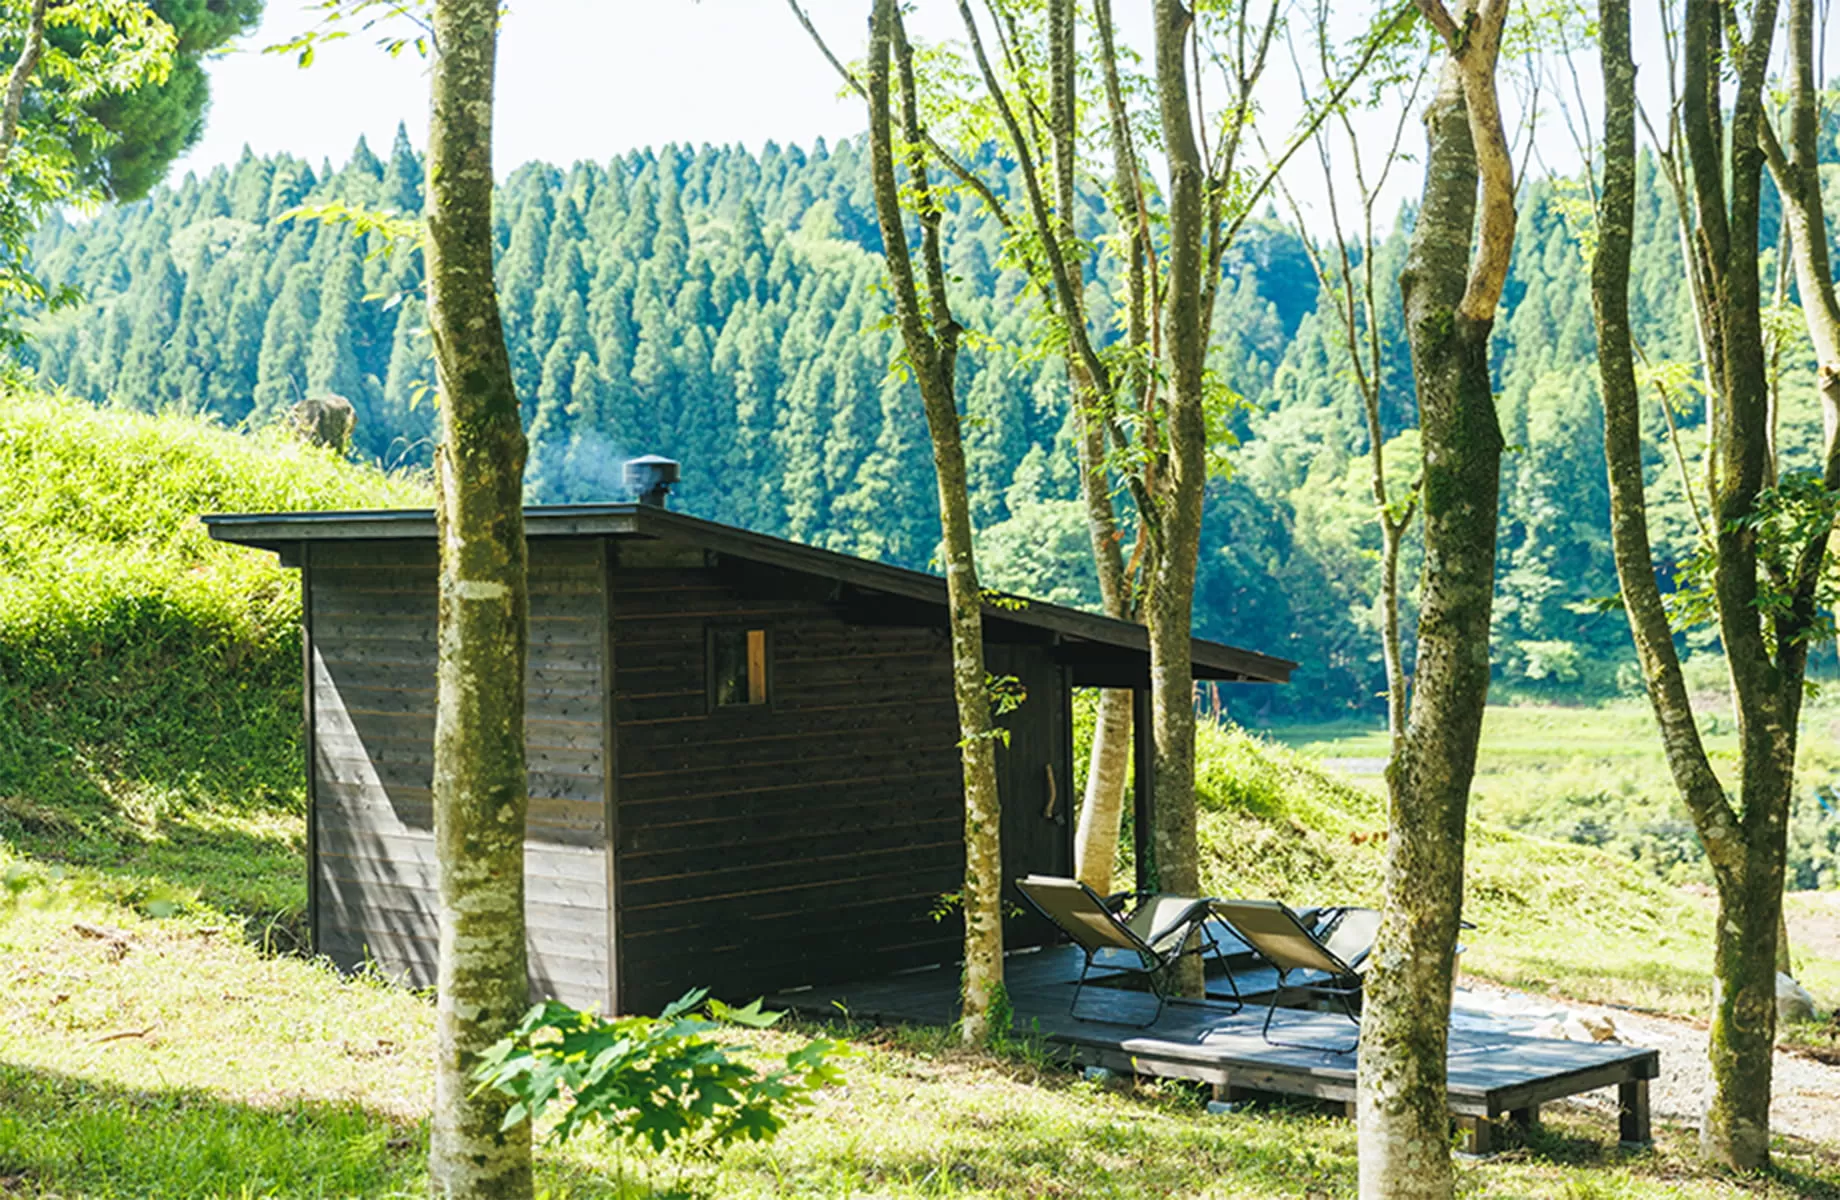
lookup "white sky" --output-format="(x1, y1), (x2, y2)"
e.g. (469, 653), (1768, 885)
(170, 2), (1840, 237)
(173, 1), (963, 179)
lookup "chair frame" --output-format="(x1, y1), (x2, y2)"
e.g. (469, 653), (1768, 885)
(1212, 901), (1370, 1054)
(1016, 877), (1238, 1028)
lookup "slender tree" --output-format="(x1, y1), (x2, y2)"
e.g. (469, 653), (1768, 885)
(1269, 22), (1427, 748)
(1355, 0), (1515, 1195)
(425, 0), (535, 1194)
(1592, 0), (1831, 1167)
(1144, 0), (1212, 951)
(787, 0), (1138, 899)
(1048, 0), (1135, 896)
(861, 0), (1008, 1046)
(1143, 3), (1406, 992)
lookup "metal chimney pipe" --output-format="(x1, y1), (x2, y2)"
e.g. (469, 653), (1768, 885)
(624, 455), (680, 508)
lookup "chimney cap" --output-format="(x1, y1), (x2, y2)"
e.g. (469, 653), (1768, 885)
(624, 454), (680, 507)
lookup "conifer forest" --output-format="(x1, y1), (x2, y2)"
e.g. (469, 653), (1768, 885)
(21, 130), (1824, 715)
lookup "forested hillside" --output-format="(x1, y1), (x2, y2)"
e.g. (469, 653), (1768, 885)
(18, 131), (1834, 712)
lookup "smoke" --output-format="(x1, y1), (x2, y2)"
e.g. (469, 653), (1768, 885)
(528, 428), (682, 507)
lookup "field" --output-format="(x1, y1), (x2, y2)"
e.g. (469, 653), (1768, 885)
(4, 393), (1840, 1197)
(1261, 702), (1840, 892)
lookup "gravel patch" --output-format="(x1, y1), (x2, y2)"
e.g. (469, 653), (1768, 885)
(1455, 981), (1840, 1146)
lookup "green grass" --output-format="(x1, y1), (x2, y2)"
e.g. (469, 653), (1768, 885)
(2, 885), (1836, 1199)
(0, 389), (428, 928)
(1180, 722), (1840, 1017)
(1265, 703), (1840, 890)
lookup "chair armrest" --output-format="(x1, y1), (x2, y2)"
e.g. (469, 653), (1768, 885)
(1102, 889), (1152, 913)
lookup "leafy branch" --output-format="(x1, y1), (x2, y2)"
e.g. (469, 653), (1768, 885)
(473, 990), (846, 1157)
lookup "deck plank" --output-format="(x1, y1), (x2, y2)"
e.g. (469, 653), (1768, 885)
(768, 945), (1659, 1126)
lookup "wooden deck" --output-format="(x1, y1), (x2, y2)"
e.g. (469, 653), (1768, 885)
(769, 942), (1659, 1153)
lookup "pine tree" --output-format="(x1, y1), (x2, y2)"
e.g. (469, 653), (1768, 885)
(252, 262), (321, 424)
(306, 251), (380, 445)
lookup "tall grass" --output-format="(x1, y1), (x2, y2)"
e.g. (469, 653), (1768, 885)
(0, 390), (428, 921)
(1185, 723), (1840, 1014)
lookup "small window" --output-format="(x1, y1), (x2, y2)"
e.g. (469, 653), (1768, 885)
(711, 626), (769, 707)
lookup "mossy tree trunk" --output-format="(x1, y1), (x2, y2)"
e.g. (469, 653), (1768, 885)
(425, 2), (533, 1196)
(1142, 0), (1209, 981)
(863, 0), (1006, 1046)
(1356, 3), (1515, 1194)
(1594, 0), (1831, 1169)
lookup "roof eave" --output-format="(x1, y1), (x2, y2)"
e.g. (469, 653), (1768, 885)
(200, 504), (1297, 684)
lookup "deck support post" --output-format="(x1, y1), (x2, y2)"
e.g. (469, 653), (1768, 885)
(1617, 1078), (1652, 1147)
(1456, 1115), (1495, 1156)
(1508, 1104), (1539, 1133)
(1131, 687), (1155, 889)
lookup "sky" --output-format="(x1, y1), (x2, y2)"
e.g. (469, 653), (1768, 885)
(172, 1), (962, 180)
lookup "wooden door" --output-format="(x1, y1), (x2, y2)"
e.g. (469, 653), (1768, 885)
(987, 643), (1075, 948)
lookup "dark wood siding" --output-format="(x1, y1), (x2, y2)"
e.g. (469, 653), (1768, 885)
(308, 538), (611, 1008)
(610, 549), (1076, 1014)
(612, 550), (964, 1013)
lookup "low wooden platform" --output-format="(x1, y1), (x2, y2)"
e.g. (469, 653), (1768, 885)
(769, 943), (1660, 1153)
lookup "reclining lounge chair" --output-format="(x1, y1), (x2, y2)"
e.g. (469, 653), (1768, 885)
(1016, 875), (1236, 1027)
(1210, 900), (1380, 1053)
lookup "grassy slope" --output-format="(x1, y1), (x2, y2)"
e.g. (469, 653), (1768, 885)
(0, 390), (427, 925)
(1187, 724), (1738, 1013)
(2, 393), (1837, 1196)
(1269, 703), (1840, 891)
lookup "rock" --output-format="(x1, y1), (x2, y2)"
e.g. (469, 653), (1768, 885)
(1529, 1010), (1618, 1043)
(288, 393), (356, 454)
(1778, 972), (1818, 1024)
(1561, 1015), (1598, 1043)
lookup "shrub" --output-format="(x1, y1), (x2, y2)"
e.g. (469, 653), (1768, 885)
(474, 989), (846, 1157)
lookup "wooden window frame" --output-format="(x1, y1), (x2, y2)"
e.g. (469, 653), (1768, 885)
(707, 624), (772, 711)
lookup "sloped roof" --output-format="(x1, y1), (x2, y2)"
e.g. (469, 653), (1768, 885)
(203, 502), (1295, 685)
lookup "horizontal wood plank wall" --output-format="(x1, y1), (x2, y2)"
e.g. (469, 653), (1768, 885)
(309, 538), (611, 1008)
(612, 550), (968, 1014)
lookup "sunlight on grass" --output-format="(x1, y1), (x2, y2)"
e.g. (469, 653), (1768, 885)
(3, 883), (1835, 1198)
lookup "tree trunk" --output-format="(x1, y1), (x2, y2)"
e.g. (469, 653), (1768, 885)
(1595, 0), (1814, 1169)
(1147, 0), (1208, 994)
(1379, 516), (1410, 747)
(0, 0), (48, 172)
(1704, 849), (1785, 1166)
(425, 2), (534, 1197)
(1357, 49), (1508, 1198)
(1075, 686), (1133, 893)
(864, 0), (1006, 1045)
(1052, 4), (1135, 892)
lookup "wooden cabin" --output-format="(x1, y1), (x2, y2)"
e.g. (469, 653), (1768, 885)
(205, 499), (1294, 1014)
